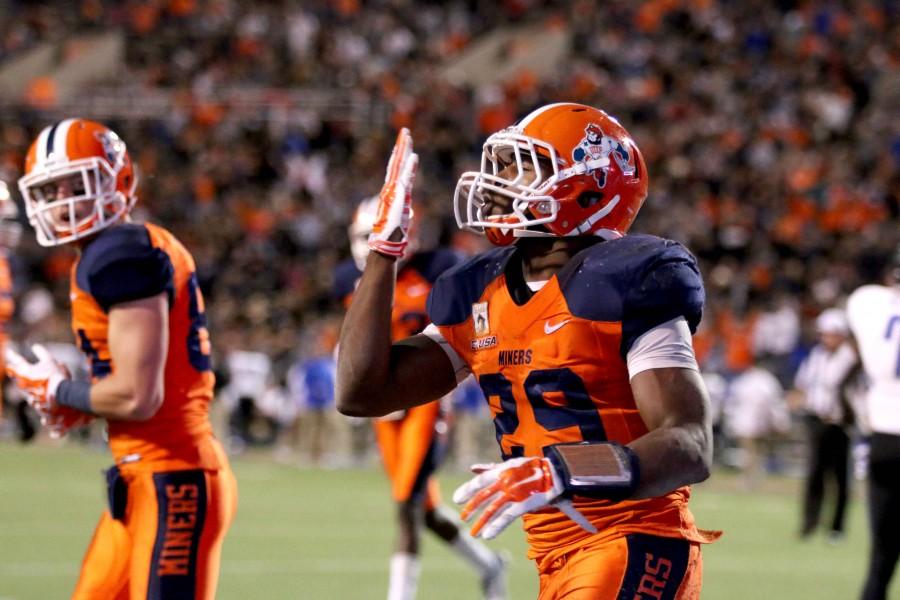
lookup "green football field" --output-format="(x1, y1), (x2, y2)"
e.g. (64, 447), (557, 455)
(0, 441), (895, 600)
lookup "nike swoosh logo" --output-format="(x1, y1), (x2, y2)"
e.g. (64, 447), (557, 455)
(511, 467), (545, 492)
(544, 319), (571, 335)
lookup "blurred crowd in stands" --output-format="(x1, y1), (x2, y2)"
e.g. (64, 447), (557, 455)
(0, 1), (897, 469)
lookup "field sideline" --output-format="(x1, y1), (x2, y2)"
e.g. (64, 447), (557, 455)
(0, 441), (894, 599)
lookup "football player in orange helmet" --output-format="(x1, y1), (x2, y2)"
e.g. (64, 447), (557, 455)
(8, 119), (237, 600)
(338, 105), (718, 599)
(337, 194), (508, 600)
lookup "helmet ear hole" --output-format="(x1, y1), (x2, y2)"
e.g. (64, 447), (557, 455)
(577, 191), (604, 209)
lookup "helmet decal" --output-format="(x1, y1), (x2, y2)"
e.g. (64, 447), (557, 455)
(94, 129), (127, 172)
(572, 123), (636, 188)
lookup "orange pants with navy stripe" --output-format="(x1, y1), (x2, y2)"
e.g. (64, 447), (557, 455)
(373, 400), (446, 510)
(71, 463), (237, 600)
(537, 533), (703, 600)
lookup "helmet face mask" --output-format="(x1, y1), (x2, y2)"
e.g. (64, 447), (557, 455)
(454, 130), (562, 244)
(17, 119), (137, 247)
(454, 103), (647, 246)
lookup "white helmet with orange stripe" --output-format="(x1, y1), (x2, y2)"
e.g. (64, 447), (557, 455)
(17, 118), (137, 246)
(348, 196), (379, 271)
(348, 195), (419, 270)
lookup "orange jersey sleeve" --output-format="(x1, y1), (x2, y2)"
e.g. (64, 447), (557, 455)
(70, 223), (218, 469)
(427, 234), (716, 560)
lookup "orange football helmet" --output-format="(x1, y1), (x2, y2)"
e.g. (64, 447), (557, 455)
(454, 102), (648, 245)
(0, 181), (22, 247)
(17, 118), (137, 246)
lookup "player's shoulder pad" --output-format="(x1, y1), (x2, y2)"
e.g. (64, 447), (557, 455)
(76, 223), (175, 312)
(558, 234), (704, 356)
(408, 248), (465, 284)
(333, 258), (362, 301)
(427, 246), (515, 327)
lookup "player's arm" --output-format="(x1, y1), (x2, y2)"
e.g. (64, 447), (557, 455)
(336, 252), (458, 417)
(627, 366), (712, 498)
(336, 128), (458, 417)
(4, 294), (168, 427)
(453, 363), (712, 541)
(85, 293), (168, 420)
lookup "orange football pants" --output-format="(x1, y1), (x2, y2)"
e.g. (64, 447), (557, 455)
(373, 400), (445, 510)
(71, 464), (237, 600)
(537, 533), (702, 600)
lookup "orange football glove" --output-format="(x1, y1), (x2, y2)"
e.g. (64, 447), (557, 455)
(368, 128), (418, 260)
(5, 345), (67, 414)
(43, 406), (93, 440)
(452, 456), (598, 540)
(5, 345), (90, 438)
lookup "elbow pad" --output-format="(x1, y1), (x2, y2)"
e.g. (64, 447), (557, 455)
(544, 442), (640, 501)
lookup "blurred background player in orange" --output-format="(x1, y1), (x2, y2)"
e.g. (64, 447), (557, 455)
(0, 181), (20, 430)
(337, 107), (718, 599)
(335, 196), (507, 600)
(5, 118), (237, 600)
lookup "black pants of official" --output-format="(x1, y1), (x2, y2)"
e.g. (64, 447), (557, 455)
(861, 433), (900, 600)
(802, 416), (850, 535)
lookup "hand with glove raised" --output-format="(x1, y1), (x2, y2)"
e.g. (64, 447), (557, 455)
(367, 128), (418, 260)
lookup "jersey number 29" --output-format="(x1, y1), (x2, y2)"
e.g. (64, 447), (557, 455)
(479, 367), (607, 460)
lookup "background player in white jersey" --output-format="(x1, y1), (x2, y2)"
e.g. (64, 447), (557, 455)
(846, 244), (900, 600)
(791, 308), (858, 542)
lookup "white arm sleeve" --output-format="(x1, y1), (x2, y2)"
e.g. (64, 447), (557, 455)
(626, 317), (700, 380)
(421, 323), (471, 383)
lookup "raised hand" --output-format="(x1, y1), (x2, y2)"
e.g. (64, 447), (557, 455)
(367, 128), (418, 260)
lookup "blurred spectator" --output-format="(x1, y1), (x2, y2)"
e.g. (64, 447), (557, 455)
(449, 375), (495, 470)
(222, 349), (274, 452)
(790, 308), (858, 542)
(724, 361), (791, 489)
(753, 293), (801, 387)
(701, 371), (729, 465)
(284, 326), (346, 467)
